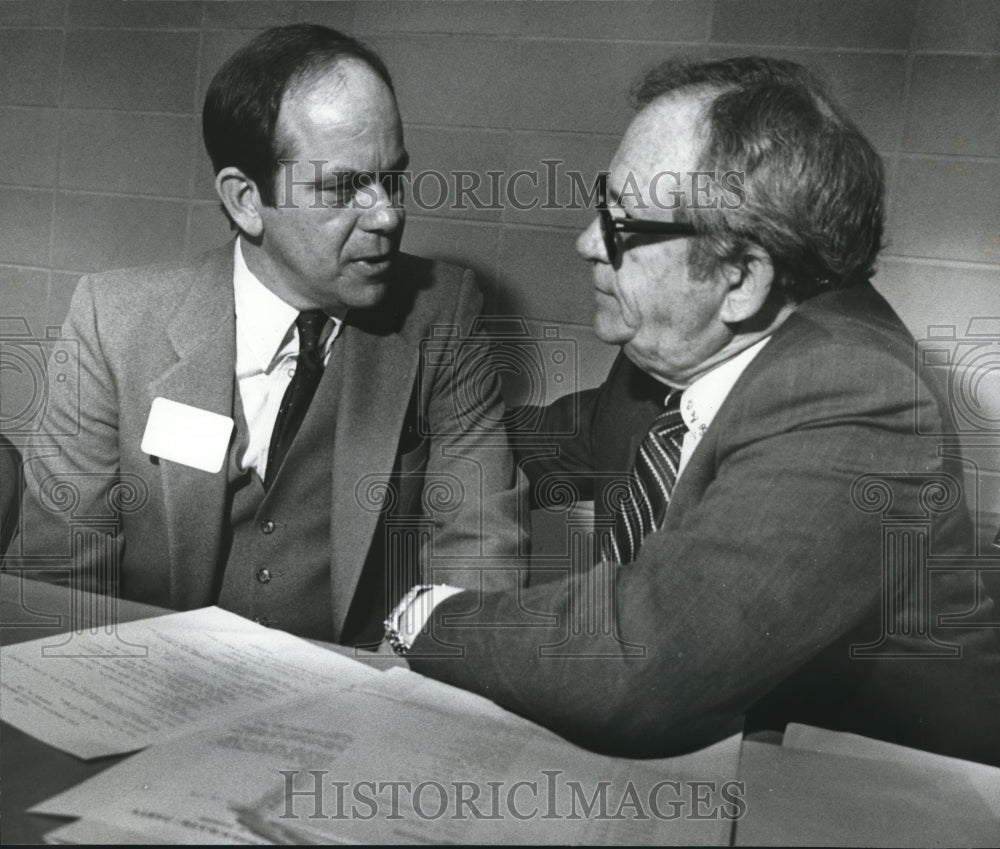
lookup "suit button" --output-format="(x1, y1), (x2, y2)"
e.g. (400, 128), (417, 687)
(257, 568), (272, 584)
(260, 520), (275, 534)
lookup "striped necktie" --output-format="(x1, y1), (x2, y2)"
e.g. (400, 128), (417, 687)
(605, 390), (687, 565)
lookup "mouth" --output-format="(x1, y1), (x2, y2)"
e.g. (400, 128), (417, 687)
(355, 254), (394, 274)
(592, 270), (615, 297)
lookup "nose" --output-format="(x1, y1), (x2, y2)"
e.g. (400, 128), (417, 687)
(577, 215), (607, 263)
(358, 180), (404, 234)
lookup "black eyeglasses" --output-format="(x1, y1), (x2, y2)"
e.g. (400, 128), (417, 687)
(597, 173), (698, 265)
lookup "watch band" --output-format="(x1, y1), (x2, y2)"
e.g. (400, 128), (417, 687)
(384, 584), (435, 655)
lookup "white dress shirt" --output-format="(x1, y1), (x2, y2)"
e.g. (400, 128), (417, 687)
(233, 238), (341, 480)
(675, 336), (770, 480)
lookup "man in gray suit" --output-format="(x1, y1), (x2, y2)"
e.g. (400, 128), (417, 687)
(394, 57), (1000, 765)
(12, 25), (523, 646)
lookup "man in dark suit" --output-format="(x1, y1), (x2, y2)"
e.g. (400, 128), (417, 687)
(11, 25), (523, 646)
(394, 57), (1000, 765)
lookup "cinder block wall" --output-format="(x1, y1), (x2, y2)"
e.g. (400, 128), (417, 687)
(3, 0), (999, 541)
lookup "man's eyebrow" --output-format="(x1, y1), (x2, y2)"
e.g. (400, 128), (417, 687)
(316, 153), (411, 186)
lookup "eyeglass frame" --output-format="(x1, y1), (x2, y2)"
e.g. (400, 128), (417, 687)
(596, 173), (698, 265)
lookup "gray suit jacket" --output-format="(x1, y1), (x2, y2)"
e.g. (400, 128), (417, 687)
(13, 244), (525, 644)
(412, 283), (1000, 764)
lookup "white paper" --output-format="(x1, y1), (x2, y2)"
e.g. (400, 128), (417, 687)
(372, 665), (543, 726)
(736, 739), (1000, 847)
(33, 692), (385, 844)
(44, 818), (185, 845)
(33, 676), (742, 846)
(30, 670), (527, 824)
(783, 722), (1000, 818)
(238, 696), (743, 846)
(0, 605), (376, 759)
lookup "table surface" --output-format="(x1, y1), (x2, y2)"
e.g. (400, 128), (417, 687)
(3, 573), (997, 846)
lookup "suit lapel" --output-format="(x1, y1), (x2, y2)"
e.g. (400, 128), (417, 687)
(329, 317), (418, 637)
(148, 246), (236, 609)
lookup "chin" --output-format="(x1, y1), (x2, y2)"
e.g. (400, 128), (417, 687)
(317, 279), (387, 314)
(348, 279), (390, 308)
(593, 314), (631, 346)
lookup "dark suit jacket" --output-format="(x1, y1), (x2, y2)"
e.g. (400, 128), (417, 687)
(12, 244), (525, 644)
(411, 283), (1000, 765)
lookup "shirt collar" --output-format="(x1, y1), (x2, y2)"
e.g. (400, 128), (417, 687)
(678, 336), (771, 442)
(233, 238), (341, 374)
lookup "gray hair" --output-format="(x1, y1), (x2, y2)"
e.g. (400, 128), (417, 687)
(633, 57), (884, 301)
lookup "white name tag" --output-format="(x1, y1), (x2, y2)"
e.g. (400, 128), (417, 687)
(141, 397), (234, 473)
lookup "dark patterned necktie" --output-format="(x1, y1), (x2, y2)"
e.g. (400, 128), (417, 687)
(605, 390), (687, 564)
(264, 309), (328, 489)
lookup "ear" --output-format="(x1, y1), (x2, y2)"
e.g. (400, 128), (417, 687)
(215, 167), (264, 238)
(718, 245), (776, 324)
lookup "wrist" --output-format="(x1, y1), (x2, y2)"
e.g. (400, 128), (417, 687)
(384, 584), (464, 655)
